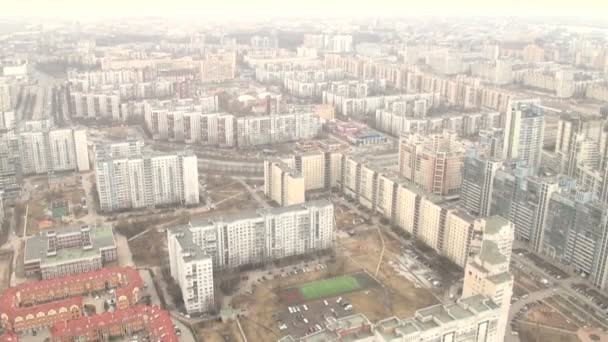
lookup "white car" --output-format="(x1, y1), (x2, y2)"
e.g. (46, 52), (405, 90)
(303, 305), (308, 311)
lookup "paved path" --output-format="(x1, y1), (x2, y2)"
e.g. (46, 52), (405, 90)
(234, 177), (270, 209)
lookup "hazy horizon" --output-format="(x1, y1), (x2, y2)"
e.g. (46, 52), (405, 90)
(2, 0), (608, 19)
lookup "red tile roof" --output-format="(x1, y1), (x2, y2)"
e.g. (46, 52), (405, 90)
(0, 267), (143, 328)
(0, 332), (19, 342)
(51, 305), (178, 342)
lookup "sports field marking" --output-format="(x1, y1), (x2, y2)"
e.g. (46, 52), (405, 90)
(297, 275), (361, 301)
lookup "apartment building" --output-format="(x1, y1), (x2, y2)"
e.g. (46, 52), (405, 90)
(303, 34), (353, 53)
(235, 110), (321, 147)
(502, 99), (545, 169)
(398, 131), (466, 197)
(463, 235), (514, 342)
(470, 60), (514, 85)
(168, 200), (334, 313)
(543, 192), (608, 290)
(0, 133), (21, 198)
(0, 81), (11, 112)
(376, 108), (499, 138)
(146, 109), (235, 147)
(461, 150), (503, 217)
(23, 224), (117, 279)
(264, 158), (305, 206)
(95, 145), (199, 212)
(200, 52), (236, 82)
(491, 164), (565, 252)
(70, 92), (121, 120)
(68, 69), (150, 91)
(167, 227), (214, 314)
(0, 111), (14, 130)
(0, 191), (4, 227)
(18, 127), (90, 175)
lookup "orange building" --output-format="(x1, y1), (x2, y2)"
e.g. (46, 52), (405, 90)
(51, 305), (177, 342)
(0, 267), (143, 333)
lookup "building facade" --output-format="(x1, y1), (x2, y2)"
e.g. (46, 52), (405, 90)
(168, 200), (334, 313)
(23, 224), (117, 279)
(95, 145), (199, 212)
(398, 131), (466, 197)
(18, 128), (90, 175)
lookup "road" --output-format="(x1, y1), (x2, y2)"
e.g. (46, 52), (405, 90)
(505, 288), (557, 342)
(506, 252), (608, 341)
(235, 177), (270, 209)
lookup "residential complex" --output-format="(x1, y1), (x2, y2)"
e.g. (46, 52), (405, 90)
(280, 215), (513, 342)
(502, 99), (545, 169)
(51, 304), (177, 342)
(264, 150), (514, 269)
(168, 199), (335, 314)
(23, 224), (117, 279)
(0, 267), (143, 333)
(94, 144), (199, 212)
(280, 295), (502, 342)
(18, 127), (90, 175)
(235, 110), (321, 147)
(398, 131), (466, 197)
(264, 158), (305, 206)
(200, 52), (236, 82)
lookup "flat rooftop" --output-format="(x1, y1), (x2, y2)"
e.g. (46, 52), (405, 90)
(24, 224), (116, 267)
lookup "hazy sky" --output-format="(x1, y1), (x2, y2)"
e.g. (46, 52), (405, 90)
(2, 0), (608, 18)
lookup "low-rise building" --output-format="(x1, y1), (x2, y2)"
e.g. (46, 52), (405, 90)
(23, 224), (117, 279)
(51, 304), (177, 342)
(0, 267), (143, 333)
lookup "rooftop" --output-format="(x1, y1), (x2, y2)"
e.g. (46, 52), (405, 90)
(479, 240), (507, 266)
(483, 216), (510, 235)
(24, 224), (116, 267)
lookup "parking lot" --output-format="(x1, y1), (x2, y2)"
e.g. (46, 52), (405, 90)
(274, 294), (362, 337)
(513, 249), (568, 281)
(571, 283), (608, 315)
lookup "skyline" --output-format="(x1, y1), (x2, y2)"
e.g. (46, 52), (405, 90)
(1, 0), (608, 19)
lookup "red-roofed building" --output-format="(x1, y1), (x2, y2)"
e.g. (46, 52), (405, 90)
(51, 305), (178, 342)
(0, 267), (143, 333)
(0, 332), (19, 342)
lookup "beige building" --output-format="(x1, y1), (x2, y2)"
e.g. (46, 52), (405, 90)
(200, 52), (236, 82)
(264, 159), (305, 206)
(463, 223), (514, 342)
(443, 210), (476, 268)
(398, 131), (466, 197)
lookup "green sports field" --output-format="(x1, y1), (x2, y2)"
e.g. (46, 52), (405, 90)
(297, 275), (361, 301)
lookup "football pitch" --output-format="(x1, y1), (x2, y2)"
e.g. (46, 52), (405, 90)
(297, 275), (361, 301)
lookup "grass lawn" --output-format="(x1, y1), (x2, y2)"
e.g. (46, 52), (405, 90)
(298, 275), (361, 301)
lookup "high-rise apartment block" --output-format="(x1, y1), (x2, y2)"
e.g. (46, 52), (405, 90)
(18, 127), (90, 175)
(461, 150), (502, 217)
(95, 144), (199, 212)
(502, 99), (545, 169)
(491, 165), (563, 252)
(0, 81), (11, 112)
(264, 149), (514, 269)
(0, 133), (21, 198)
(463, 236), (513, 342)
(398, 131), (466, 197)
(543, 191), (608, 290)
(168, 200), (334, 314)
(167, 228), (214, 314)
(263, 159), (305, 206)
